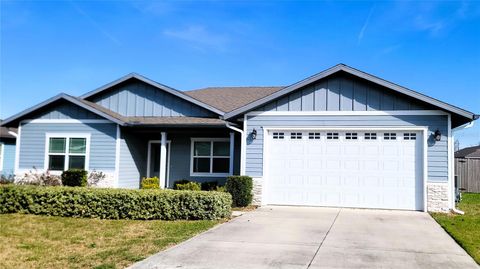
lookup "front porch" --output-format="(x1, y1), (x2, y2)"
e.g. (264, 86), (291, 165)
(117, 126), (241, 189)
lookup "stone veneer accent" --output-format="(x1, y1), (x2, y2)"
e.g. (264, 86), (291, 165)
(427, 182), (450, 212)
(252, 177), (263, 205)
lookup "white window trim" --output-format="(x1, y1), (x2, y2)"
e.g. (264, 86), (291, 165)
(0, 142), (4, 171)
(190, 138), (232, 177)
(44, 133), (91, 174)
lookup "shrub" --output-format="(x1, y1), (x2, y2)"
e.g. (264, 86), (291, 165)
(175, 182), (201, 191)
(173, 179), (190, 189)
(15, 168), (62, 186)
(225, 176), (253, 207)
(141, 177), (159, 189)
(61, 169), (87, 187)
(201, 181), (218, 191)
(0, 185), (232, 220)
(216, 186), (226, 192)
(87, 170), (106, 187)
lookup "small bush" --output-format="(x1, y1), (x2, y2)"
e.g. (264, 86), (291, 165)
(175, 182), (201, 191)
(173, 179), (190, 189)
(216, 186), (226, 192)
(61, 169), (87, 187)
(15, 168), (62, 186)
(0, 185), (232, 220)
(141, 177), (159, 189)
(225, 176), (253, 207)
(201, 181), (218, 191)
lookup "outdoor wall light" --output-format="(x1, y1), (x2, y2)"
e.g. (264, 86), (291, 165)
(252, 129), (257, 140)
(434, 129), (442, 141)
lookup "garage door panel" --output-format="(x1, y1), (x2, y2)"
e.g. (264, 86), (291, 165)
(266, 130), (424, 210)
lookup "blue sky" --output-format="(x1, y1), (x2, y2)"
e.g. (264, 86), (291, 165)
(1, 0), (479, 147)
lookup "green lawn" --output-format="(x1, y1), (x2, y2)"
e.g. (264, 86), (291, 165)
(0, 214), (221, 269)
(431, 193), (480, 264)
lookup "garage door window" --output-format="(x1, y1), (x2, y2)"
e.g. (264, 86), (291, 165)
(345, 133), (358, 140)
(404, 133), (417, 140)
(273, 132), (284, 139)
(384, 133), (397, 140)
(365, 133), (377, 140)
(327, 132), (339, 140)
(291, 132), (302, 139)
(308, 132), (321, 140)
(191, 139), (230, 176)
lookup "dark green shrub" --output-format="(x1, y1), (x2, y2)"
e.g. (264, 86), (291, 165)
(201, 181), (218, 191)
(0, 185), (232, 220)
(175, 182), (201, 191)
(225, 176), (253, 207)
(141, 177), (159, 189)
(173, 179), (190, 189)
(61, 169), (87, 187)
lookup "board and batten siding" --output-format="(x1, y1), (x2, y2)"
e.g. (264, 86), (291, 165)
(245, 114), (448, 182)
(37, 102), (103, 120)
(89, 80), (216, 117)
(18, 122), (117, 171)
(258, 73), (431, 112)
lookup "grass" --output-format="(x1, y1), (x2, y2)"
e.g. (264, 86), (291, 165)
(0, 214), (222, 269)
(431, 193), (480, 264)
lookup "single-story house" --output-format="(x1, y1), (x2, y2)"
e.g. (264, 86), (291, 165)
(0, 125), (17, 178)
(1, 64), (478, 212)
(455, 145), (480, 193)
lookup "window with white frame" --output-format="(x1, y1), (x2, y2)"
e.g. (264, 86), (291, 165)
(290, 132), (302, 139)
(364, 133), (377, 140)
(191, 139), (230, 176)
(46, 135), (89, 171)
(345, 133), (358, 140)
(273, 132), (284, 139)
(308, 132), (321, 140)
(327, 132), (339, 140)
(403, 133), (417, 140)
(384, 133), (397, 140)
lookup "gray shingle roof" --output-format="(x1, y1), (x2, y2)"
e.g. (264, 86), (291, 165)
(455, 146), (480, 159)
(185, 86), (285, 113)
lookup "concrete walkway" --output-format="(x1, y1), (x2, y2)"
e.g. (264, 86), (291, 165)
(129, 207), (478, 269)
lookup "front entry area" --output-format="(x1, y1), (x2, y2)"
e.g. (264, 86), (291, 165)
(265, 129), (424, 210)
(147, 140), (171, 188)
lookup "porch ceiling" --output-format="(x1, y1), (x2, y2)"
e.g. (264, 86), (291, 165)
(124, 116), (228, 127)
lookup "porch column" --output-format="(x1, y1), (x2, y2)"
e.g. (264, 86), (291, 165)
(159, 132), (167, 189)
(229, 132), (234, 175)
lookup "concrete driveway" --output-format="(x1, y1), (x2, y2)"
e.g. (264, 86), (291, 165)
(129, 207), (478, 269)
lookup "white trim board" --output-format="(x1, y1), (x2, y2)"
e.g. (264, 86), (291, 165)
(14, 124), (22, 173)
(246, 110), (449, 117)
(114, 125), (121, 188)
(261, 126), (429, 212)
(146, 140), (171, 187)
(0, 142), (4, 171)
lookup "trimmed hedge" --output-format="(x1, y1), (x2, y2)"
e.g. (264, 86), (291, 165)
(225, 176), (253, 207)
(201, 181), (218, 191)
(0, 185), (232, 220)
(175, 182), (201, 191)
(61, 169), (87, 187)
(141, 177), (159, 189)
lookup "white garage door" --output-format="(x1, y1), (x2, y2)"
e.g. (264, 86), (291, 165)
(266, 130), (424, 210)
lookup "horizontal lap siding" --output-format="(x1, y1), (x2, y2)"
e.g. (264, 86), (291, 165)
(1, 140), (16, 176)
(258, 73), (431, 112)
(18, 123), (116, 170)
(118, 131), (146, 189)
(91, 80), (216, 117)
(245, 114), (448, 182)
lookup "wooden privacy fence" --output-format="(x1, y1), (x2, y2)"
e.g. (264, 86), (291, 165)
(455, 158), (480, 193)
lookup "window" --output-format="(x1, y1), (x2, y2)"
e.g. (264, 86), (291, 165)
(191, 139), (231, 176)
(308, 132), (321, 140)
(273, 132), (284, 139)
(365, 133), (377, 140)
(384, 133), (397, 140)
(327, 132), (339, 140)
(404, 133), (417, 140)
(46, 135), (89, 171)
(290, 132), (302, 139)
(345, 133), (358, 140)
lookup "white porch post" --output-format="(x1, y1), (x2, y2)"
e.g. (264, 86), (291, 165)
(229, 132), (235, 175)
(159, 132), (167, 189)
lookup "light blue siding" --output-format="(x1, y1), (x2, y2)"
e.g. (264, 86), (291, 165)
(89, 80), (217, 117)
(18, 122), (116, 170)
(258, 73), (430, 112)
(245, 114), (448, 182)
(118, 131), (146, 188)
(38, 102), (103, 119)
(1, 139), (16, 177)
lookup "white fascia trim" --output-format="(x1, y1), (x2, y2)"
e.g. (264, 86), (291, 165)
(189, 137), (232, 177)
(7, 131), (18, 138)
(21, 119), (112, 124)
(246, 110), (449, 117)
(114, 125), (121, 188)
(44, 133), (91, 172)
(14, 124), (22, 173)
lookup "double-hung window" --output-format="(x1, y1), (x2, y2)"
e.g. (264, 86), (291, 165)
(46, 134), (89, 171)
(191, 138), (231, 176)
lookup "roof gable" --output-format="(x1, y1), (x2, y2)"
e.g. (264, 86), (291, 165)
(224, 64), (477, 125)
(81, 73), (224, 116)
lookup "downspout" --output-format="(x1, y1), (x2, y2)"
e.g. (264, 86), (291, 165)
(451, 120), (476, 215)
(225, 122), (245, 175)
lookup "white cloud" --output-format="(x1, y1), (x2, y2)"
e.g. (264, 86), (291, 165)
(358, 5), (375, 43)
(163, 25), (229, 51)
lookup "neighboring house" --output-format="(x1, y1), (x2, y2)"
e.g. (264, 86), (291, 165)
(455, 146), (480, 193)
(1, 64), (478, 212)
(0, 125), (17, 179)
